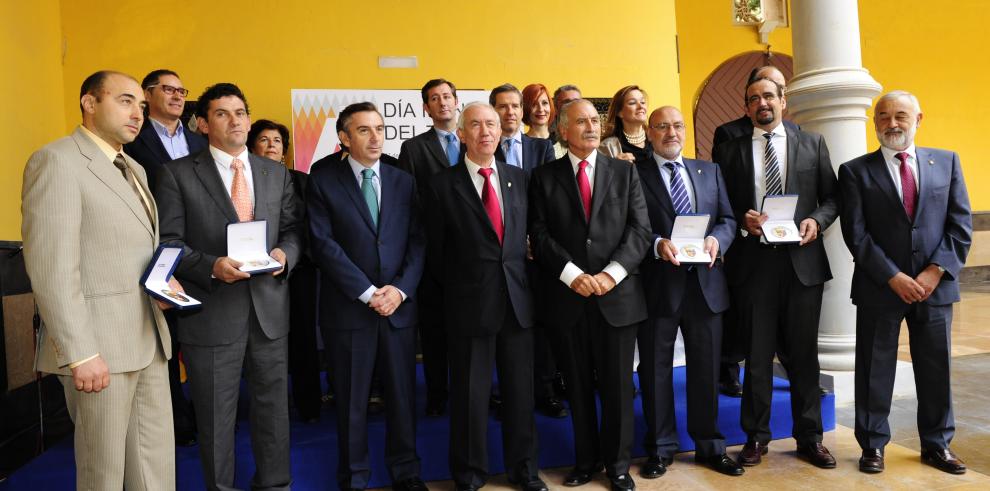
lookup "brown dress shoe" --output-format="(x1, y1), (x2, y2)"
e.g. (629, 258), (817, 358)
(738, 440), (768, 466)
(797, 442), (836, 468)
(859, 448), (884, 474)
(921, 448), (967, 474)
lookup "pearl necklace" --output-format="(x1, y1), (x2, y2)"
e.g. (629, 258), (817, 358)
(623, 129), (646, 145)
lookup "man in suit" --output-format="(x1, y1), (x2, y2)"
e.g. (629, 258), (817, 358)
(307, 102), (427, 490)
(425, 102), (546, 491)
(489, 82), (564, 418)
(397, 78), (463, 416)
(529, 99), (651, 491)
(550, 85), (582, 154)
(124, 67), (206, 446)
(156, 83), (302, 491)
(710, 65), (799, 398)
(839, 91), (972, 475)
(636, 106), (743, 478)
(713, 77), (838, 469)
(22, 70), (176, 489)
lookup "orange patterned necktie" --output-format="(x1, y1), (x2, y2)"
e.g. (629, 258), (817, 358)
(230, 158), (253, 221)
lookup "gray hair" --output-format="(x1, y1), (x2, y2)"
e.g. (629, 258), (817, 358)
(456, 101), (497, 130)
(877, 90), (922, 113)
(553, 84), (581, 100)
(557, 98), (595, 130)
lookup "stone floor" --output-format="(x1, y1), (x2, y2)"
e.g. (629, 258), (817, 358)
(395, 288), (990, 490)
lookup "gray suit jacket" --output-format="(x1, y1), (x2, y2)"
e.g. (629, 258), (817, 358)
(155, 148), (303, 345)
(23, 127), (170, 374)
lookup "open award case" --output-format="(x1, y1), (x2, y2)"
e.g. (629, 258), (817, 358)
(670, 214), (712, 264)
(760, 194), (801, 244)
(141, 245), (202, 310)
(227, 219), (282, 274)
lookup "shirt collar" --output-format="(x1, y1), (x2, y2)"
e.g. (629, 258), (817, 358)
(653, 152), (684, 168)
(568, 149), (598, 169)
(752, 122), (785, 139)
(464, 155), (497, 176)
(500, 129), (523, 145)
(347, 156), (381, 179)
(79, 125), (122, 162)
(150, 117), (184, 138)
(210, 145), (250, 169)
(436, 127), (457, 140)
(880, 143), (917, 164)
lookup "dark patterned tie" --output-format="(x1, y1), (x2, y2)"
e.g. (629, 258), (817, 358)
(113, 154), (154, 226)
(663, 162), (692, 214)
(763, 133), (783, 196)
(896, 152), (918, 220)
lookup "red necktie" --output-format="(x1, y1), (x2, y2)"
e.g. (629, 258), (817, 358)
(577, 160), (592, 220)
(896, 152), (917, 220)
(478, 168), (504, 244)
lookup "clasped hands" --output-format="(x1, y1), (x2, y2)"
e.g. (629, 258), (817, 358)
(744, 210), (818, 245)
(888, 265), (943, 304)
(368, 285), (403, 317)
(570, 271), (616, 298)
(212, 248), (287, 283)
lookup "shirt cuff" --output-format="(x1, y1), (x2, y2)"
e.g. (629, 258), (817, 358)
(653, 236), (663, 259)
(603, 261), (628, 284)
(358, 285), (377, 304)
(67, 353), (100, 369)
(396, 288), (408, 302)
(559, 261), (584, 288)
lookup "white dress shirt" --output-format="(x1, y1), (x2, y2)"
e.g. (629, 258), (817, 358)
(464, 155), (504, 218)
(211, 146), (254, 208)
(750, 123), (788, 211)
(880, 144), (919, 201)
(559, 150), (629, 287)
(349, 158), (407, 304)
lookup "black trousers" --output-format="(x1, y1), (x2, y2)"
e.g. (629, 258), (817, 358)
(854, 302), (955, 451)
(164, 310), (196, 436)
(288, 263), (322, 420)
(639, 271), (726, 459)
(448, 312), (538, 487)
(417, 277), (448, 405)
(739, 247), (823, 445)
(327, 321), (420, 489)
(556, 300), (638, 477)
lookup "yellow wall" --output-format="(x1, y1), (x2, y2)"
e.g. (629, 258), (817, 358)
(1, 1), (66, 240)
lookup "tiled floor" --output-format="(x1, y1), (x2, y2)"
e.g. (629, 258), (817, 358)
(404, 288), (990, 490)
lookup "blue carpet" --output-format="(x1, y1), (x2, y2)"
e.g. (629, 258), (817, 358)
(3, 365), (834, 490)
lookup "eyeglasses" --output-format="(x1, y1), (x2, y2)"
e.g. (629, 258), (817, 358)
(148, 84), (189, 97)
(649, 123), (685, 131)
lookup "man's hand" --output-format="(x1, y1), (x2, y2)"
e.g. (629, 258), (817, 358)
(155, 277), (186, 310)
(744, 209), (767, 236)
(915, 264), (944, 300)
(593, 272), (617, 295)
(270, 248), (287, 276)
(570, 273), (603, 297)
(213, 257), (251, 283)
(369, 285), (403, 317)
(71, 355), (109, 393)
(798, 218), (820, 246)
(888, 272), (926, 304)
(657, 239), (680, 266)
(704, 236), (719, 268)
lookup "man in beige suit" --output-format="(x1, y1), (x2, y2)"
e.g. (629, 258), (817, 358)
(21, 70), (179, 490)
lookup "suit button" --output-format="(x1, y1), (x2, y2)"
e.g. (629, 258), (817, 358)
(586, 239), (592, 246)
(377, 240), (383, 246)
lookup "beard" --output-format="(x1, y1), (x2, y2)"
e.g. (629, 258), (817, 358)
(755, 107), (776, 126)
(877, 126), (914, 150)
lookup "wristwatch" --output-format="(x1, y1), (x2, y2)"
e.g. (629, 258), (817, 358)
(935, 264), (946, 274)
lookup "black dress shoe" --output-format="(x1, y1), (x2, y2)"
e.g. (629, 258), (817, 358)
(719, 380), (743, 397)
(696, 454), (744, 476)
(537, 396), (568, 418)
(368, 394), (384, 415)
(454, 485), (478, 491)
(553, 372), (568, 398)
(608, 473), (635, 491)
(508, 477), (549, 491)
(563, 464), (603, 487)
(922, 448), (967, 474)
(425, 398), (446, 417)
(638, 456), (668, 479)
(859, 448), (884, 474)
(393, 476), (428, 491)
(796, 442), (836, 469)
(738, 440), (768, 466)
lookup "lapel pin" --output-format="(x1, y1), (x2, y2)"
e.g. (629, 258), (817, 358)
(928, 159), (934, 165)
(507, 181), (512, 188)
(697, 169), (702, 174)
(263, 169), (269, 175)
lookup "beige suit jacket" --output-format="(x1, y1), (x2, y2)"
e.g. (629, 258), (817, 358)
(22, 127), (171, 375)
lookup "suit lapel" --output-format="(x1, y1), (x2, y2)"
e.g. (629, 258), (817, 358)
(551, 158), (587, 224)
(453, 163), (496, 240)
(425, 128), (451, 167)
(864, 149), (910, 223)
(914, 147), (933, 219)
(683, 159), (710, 214)
(639, 159), (674, 217)
(496, 162), (516, 254)
(74, 130), (155, 237)
(520, 135), (535, 172)
(378, 164), (398, 234)
(784, 126), (799, 195)
(138, 122), (171, 164)
(590, 156), (613, 221)
(334, 159), (378, 234)
(192, 149), (240, 224)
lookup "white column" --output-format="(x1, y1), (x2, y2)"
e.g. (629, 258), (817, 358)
(785, 0), (882, 371)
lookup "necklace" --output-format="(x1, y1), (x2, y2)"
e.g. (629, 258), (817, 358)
(623, 129), (646, 145)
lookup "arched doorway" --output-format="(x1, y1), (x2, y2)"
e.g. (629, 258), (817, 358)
(693, 51), (793, 161)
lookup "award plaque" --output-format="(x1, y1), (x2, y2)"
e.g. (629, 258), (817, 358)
(226, 220), (282, 274)
(760, 194), (801, 244)
(670, 214), (712, 264)
(141, 245), (202, 309)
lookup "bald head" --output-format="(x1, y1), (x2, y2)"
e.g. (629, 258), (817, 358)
(752, 66), (787, 89)
(647, 106), (686, 160)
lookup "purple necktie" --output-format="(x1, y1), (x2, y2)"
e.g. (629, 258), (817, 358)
(896, 152), (917, 220)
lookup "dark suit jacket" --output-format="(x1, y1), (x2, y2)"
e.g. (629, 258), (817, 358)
(839, 147), (972, 309)
(398, 127), (464, 198)
(310, 148), (400, 173)
(711, 115), (799, 155)
(495, 134), (555, 174)
(529, 153), (651, 328)
(156, 149), (303, 345)
(306, 159), (425, 330)
(714, 126), (839, 287)
(637, 157), (736, 317)
(425, 160), (533, 336)
(124, 119), (207, 193)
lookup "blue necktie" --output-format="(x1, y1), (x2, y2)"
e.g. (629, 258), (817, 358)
(504, 138), (519, 167)
(361, 168), (379, 227)
(445, 133), (459, 166)
(664, 162), (692, 215)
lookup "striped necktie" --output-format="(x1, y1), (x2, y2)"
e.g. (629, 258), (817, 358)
(663, 162), (692, 214)
(763, 132), (783, 196)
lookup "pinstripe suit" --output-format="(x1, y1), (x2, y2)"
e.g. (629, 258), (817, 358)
(22, 127), (174, 490)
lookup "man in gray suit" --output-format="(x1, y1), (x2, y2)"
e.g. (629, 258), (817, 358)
(22, 70), (177, 490)
(156, 82), (303, 490)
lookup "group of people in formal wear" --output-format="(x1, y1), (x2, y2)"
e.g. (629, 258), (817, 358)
(19, 63), (971, 491)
